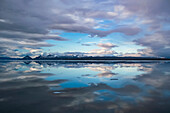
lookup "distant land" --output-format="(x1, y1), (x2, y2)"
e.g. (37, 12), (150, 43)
(0, 57), (20, 60)
(1, 55), (170, 61)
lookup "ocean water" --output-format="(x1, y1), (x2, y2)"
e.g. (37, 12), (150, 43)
(0, 61), (170, 113)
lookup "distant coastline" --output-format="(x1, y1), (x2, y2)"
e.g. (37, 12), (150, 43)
(1, 55), (170, 61)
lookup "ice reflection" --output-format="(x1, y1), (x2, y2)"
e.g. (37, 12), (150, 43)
(0, 61), (170, 113)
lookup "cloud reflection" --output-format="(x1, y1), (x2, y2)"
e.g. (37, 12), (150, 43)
(0, 61), (170, 113)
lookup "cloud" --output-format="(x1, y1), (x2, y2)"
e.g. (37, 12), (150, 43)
(0, 0), (70, 57)
(119, 0), (170, 30)
(134, 30), (170, 57)
(64, 42), (119, 56)
(63, 52), (87, 56)
(0, 0), (169, 57)
(88, 49), (118, 56)
(97, 43), (118, 49)
(0, 0), (143, 57)
(83, 42), (118, 56)
(119, 48), (154, 57)
(121, 53), (142, 57)
(52, 24), (141, 37)
(81, 44), (92, 46)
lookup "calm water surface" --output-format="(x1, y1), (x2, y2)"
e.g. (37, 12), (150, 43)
(0, 61), (170, 113)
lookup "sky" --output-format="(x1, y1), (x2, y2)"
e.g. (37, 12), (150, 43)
(0, 0), (170, 58)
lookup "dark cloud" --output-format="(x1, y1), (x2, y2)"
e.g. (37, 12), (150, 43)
(52, 25), (141, 37)
(0, 0), (70, 57)
(134, 30), (170, 57)
(81, 43), (92, 46)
